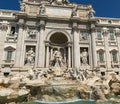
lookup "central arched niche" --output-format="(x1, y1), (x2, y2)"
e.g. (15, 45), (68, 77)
(50, 32), (68, 44)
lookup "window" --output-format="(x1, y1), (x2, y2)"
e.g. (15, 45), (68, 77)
(101, 72), (105, 76)
(96, 31), (102, 40)
(111, 51), (117, 62)
(115, 72), (119, 75)
(109, 32), (115, 40)
(6, 51), (12, 61)
(10, 26), (15, 34)
(98, 50), (104, 62)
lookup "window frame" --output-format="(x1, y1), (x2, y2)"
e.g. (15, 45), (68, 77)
(109, 32), (115, 40)
(96, 31), (102, 40)
(111, 50), (118, 62)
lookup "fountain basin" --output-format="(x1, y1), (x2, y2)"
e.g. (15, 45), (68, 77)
(35, 99), (95, 104)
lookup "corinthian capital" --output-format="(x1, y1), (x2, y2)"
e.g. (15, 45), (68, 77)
(0, 23), (8, 30)
(102, 27), (109, 36)
(72, 22), (78, 32)
(114, 28), (120, 36)
(39, 20), (45, 30)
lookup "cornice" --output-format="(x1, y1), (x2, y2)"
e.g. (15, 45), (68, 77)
(93, 17), (120, 20)
(0, 9), (19, 13)
(95, 24), (120, 28)
(45, 4), (74, 8)
(0, 17), (16, 21)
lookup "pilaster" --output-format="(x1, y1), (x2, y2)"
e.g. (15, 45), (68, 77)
(89, 30), (93, 69)
(68, 42), (72, 68)
(72, 22), (80, 69)
(37, 20), (45, 68)
(45, 42), (50, 68)
(0, 24), (8, 67)
(15, 19), (24, 68)
(102, 27), (111, 70)
(114, 28), (120, 65)
(91, 25), (97, 69)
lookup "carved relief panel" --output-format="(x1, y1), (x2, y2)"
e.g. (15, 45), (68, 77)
(80, 31), (89, 41)
(27, 27), (38, 40)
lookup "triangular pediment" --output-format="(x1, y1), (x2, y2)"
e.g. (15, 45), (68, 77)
(4, 46), (16, 50)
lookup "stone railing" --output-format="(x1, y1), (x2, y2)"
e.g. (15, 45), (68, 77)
(111, 61), (120, 68)
(96, 39), (104, 46)
(6, 33), (18, 42)
(0, 10), (16, 17)
(1, 60), (14, 68)
(96, 18), (120, 25)
(108, 40), (117, 46)
(97, 61), (106, 68)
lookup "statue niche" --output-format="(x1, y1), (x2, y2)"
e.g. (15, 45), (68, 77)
(25, 47), (35, 65)
(80, 48), (89, 65)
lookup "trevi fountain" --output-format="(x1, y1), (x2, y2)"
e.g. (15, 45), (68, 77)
(0, 0), (120, 104)
(1, 44), (120, 104)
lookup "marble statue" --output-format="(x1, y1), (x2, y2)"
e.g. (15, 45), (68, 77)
(72, 4), (78, 17)
(47, 0), (53, 4)
(20, 2), (26, 12)
(39, 4), (45, 15)
(51, 50), (62, 67)
(50, 50), (66, 76)
(53, 50), (63, 76)
(25, 48), (35, 65)
(62, 0), (69, 5)
(48, 0), (69, 5)
(81, 49), (88, 65)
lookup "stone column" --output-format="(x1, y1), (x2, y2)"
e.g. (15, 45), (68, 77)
(89, 32), (93, 68)
(102, 27), (111, 70)
(91, 25), (97, 68)
(38, 20), (45, 68)
(7, 25), (11, 34)
(15, 19), (24, 68)
(114, 28), (120, 65)
(72, 23), (80, 69)
(0, 24), (8, 66)
(46, 43), (50, 68)
(64, 48), (66, 63)
(20, 28), (26, 67)
(35, 31), (39, 67)
(68, 44), (71, 68)
(50, 48), (53, 60)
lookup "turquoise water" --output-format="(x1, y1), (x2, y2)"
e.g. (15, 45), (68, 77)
(96, 102), (120, 104)
(35, 99), (95, 104)
(20, 101), (120, 104)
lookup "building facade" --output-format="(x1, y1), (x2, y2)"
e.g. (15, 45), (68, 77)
(0, 0), (120, 76)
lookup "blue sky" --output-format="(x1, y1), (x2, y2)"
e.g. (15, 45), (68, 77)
(0, 0), (120, 18)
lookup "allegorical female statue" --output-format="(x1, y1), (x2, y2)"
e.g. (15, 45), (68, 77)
(81, 49), (88, 65)
(47, 0), (69, 5)
(25, 48), (35, 65)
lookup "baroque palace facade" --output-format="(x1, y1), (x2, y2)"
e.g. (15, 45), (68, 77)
(0, 0), (120, 76)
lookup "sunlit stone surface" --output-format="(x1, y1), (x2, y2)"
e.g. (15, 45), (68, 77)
(0, 0), (120, 104)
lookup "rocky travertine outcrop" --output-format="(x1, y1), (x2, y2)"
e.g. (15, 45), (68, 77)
(0, 75), (29, 104)
(0, 69), (120, 103)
